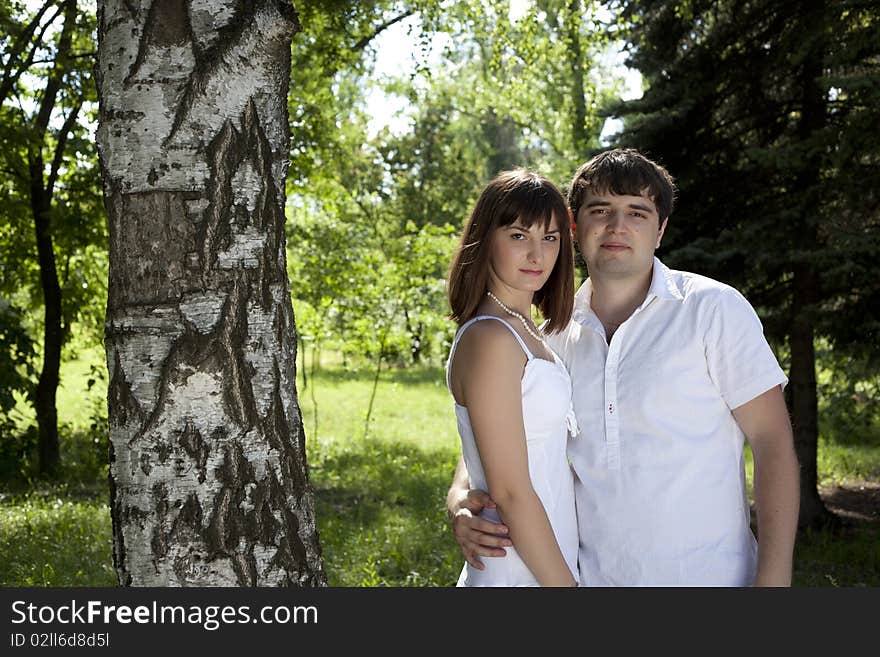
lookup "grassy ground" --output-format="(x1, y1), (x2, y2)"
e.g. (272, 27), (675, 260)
(1, 350), (878, 586)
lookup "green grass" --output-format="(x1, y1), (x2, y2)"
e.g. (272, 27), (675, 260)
(298, 364), (460, 452)
(0, 490), (115, 586)
(817, 437), (880, 487)
(794, 523), (880, 587)
(1, 351), (878, 586)
(310, 439), (461, 586)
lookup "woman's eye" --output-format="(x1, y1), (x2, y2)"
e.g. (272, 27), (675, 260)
(511, 232), (525, 240)
(544, 235), (557, 241)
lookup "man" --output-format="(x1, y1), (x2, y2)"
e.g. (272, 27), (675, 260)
(446, 148), (800, 586)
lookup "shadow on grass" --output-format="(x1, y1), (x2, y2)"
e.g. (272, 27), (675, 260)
(0, 494), (115, 586)
(793, 521), (880, 586)
(309, 439), (461, 586)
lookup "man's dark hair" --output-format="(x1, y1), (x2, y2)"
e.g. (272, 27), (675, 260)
(567, 148), (677, 222)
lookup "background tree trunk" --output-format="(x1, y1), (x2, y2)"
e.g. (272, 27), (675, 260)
(565, 0), (589, 155)
(789, 0), (834, 529)
(29, 0), (77, 475)
(95, 0), (326, 586)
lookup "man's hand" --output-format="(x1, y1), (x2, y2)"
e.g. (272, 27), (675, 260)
(449, 488), (512, 570)
(446, 457), (512, 570)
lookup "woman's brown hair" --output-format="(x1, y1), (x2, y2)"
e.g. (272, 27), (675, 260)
(447, 168), (574, 333)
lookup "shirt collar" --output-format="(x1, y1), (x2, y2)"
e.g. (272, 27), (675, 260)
(647, 257), (685, 303)
(572, 257), (684, 327)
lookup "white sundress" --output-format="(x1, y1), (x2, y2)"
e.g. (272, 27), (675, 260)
(446, 315), (579, 587)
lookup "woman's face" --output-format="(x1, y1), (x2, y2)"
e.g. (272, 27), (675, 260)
(488, 214), (561, 296)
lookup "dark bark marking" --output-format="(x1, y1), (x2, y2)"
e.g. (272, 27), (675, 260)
(151, 437), (169, 464)
(164, 491), (205, 584)
(269, 495), (310, 584)
(204, 438), (269, 585)
(178, 419), (210, 483)
(164, 0), (301, 144)
(139, 450), (152, 475)
(108, 440), (133, 586)
(122, 0), (141, 22)
(240, 98), (287, 309)
(199, 100), (286, 309)
(150, 481), (170, 567)
(220, 279), (259, 429)
(264, 358), (306, 493)
(171, 493), (204, 543)
(231, 552), (257, 587)
(107, 191), (203, 310)
(107, 347), (144, 429)
(201, 119), (237, 275)
(206, 439), (254, 555)
(125, 0), (196, 85)
(126, 280), (256, 451)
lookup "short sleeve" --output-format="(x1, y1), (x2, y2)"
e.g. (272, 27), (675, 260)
(704, 287), (788, 410)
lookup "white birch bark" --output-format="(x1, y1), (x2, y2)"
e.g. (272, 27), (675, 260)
(95, 0), (326, 586)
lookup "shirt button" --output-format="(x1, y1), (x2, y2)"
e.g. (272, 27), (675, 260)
(608, 403), (614, 414)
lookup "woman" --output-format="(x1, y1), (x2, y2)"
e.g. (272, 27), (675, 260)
(445, 168), (579, 587)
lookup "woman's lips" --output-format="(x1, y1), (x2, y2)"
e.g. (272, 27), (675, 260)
(520, 269), (544, 275)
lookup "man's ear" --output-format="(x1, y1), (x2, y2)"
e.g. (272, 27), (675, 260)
(656, 217), (669, 248)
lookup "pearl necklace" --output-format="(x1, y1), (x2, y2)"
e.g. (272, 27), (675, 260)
(486, 291), (545, 342)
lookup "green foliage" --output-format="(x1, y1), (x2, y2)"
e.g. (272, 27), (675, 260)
(0, 0), (107, 461)
(289, 1), (430, 193)
(288, 211), (457, 366)
(816, 342), (880, 451)
(2, 339), (107, 483)
(0, 298), (37, 478)
(286, 1), (623, 368)
(0, 298), (35, 420)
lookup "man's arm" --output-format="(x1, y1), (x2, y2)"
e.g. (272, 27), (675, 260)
(732, 385), (800, 587)
(446, 453), (512, 570)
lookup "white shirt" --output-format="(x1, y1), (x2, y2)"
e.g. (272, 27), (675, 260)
(547, 258), (788, 586)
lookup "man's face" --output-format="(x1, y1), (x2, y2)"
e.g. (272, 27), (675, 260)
(574, 189), (667, 282)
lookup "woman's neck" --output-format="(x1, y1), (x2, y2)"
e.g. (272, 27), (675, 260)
(485, 287), (533, 319)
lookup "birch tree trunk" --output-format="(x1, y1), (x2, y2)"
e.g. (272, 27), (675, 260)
(94, 0), (326, 586)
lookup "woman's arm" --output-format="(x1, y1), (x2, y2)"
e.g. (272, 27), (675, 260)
(455, 323), (576, 587)
(446, 456), (511, 570)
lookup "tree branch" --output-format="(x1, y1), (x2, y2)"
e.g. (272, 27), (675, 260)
(32, 0), (76, 141)
(46, 100), (82, 197)
(27, 51), (98, 64)
(0, 2), (64, 108)
(352, 10), (416, 53)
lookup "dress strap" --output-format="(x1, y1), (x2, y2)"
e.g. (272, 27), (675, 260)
(446, 315), (534, 392)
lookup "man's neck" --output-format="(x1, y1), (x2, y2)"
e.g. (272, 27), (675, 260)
(589, 267), (654, 330)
